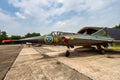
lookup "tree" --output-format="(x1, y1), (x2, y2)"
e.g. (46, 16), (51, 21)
(1, 31), (8, 39)
(24, 32), (40, 38)
(0, 35), (2, 44)
(9, 35), (22, 40)
(0, 31), (8, 44)
(113, 24), (120, 29)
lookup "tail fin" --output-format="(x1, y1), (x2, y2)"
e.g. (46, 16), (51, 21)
(91, 28), (108, 36)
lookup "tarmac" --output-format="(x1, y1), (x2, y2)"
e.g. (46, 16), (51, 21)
(0, 45), (22, 80)
(0, 45), (120, 80)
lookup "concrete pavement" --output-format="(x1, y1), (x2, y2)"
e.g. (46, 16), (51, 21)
(3, 45), (120, 80)
(0, 45), (22, 80)
(4, 46), (91, 80)
(41, 46), (120, 80)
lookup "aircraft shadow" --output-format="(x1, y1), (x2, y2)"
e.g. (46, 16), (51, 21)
(58, 47), (120, 58)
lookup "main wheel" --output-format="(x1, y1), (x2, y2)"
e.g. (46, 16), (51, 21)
(99, 49), (105, 54)
(65, 50), (70, 57)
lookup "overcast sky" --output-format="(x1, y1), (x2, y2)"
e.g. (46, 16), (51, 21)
(0, 0), (120, 36)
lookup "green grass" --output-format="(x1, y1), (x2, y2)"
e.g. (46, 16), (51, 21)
(108, 45), (120, 50)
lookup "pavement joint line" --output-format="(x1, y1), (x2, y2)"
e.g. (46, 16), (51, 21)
(34, 47), (92, 79)
(0, 61), (16, 64)
(33, 47), (55, 58)
(0, 46), (23, 80)
(56, 59), (93, 79)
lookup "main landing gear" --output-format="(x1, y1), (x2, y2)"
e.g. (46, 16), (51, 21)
(65, 45), (105, 57)
(97, 45), (105, 54)
(65, 45), (74, 57)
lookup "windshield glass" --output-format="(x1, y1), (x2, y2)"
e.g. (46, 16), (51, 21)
(51, 31), (61, 36)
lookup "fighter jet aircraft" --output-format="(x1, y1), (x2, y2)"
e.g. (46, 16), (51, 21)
(2, 28), (120, 57)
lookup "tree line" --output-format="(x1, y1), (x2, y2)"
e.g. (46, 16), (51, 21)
(0, 31), (40, 44)
(114, 24), (120, 29)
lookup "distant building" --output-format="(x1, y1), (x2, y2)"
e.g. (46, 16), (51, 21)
(78, 27), (120, 40)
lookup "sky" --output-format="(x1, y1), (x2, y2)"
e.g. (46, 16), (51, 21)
(0, 0), (120, 36)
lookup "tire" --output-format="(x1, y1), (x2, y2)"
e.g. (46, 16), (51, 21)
(99, 49), (105, 55)
(65, 50), (70, 57)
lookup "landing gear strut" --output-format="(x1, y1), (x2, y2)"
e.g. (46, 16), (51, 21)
(97, 45), (105, 54)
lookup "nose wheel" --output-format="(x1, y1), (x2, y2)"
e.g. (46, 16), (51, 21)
(65, 50), (70, 57)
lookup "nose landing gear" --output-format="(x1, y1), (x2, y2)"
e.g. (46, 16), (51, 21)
(65, 45), (74, 57)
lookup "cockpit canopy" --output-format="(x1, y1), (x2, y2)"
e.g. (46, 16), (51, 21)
(50, 31), (76, 36)
(51, 31), (61, 36)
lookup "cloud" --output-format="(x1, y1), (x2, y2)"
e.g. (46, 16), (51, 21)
(15, 12), (26, 19)
(0, 0), (119, 36)
(0, 9), (23, 35)
(8, 0), (117, 19)
(52, 21), (66, 30)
